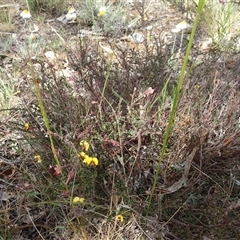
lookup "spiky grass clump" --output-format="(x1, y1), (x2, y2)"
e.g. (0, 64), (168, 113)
(0, 4), (16, 31)
(27, 0), (67, 16)
(202, 0), (240, 51)
(0, 66), (19, 118)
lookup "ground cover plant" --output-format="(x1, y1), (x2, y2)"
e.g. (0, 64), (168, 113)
(0, 0), (240, 239)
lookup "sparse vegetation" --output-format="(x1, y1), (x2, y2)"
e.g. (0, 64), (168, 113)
(27, 0), (67, 16)
(0, 0), (240, 239)
(202, 0), (240, 51)
(77, 0), (130, 35)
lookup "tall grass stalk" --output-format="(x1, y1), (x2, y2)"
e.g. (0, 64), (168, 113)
(0, 71), (15, 117)
(98, 54), (114, 120)
(29, 61), (60, 167)
(146, 0), (206, 213)
(25, 0), (30, 12)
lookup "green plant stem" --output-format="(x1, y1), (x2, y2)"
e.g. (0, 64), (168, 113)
(25, 0), (30, 12)
(29, 61), (60, 166)
(146, 0), (206, 214)
(98, 54), (113, 119)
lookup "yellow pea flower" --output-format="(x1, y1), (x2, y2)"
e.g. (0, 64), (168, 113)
(83, 156), (98, 166)
(80, 140), (90, 151)
(115, 214), (124, 222)
(72, 196), (85, 204)
(24, 122), (30, 131)
(34, 155), (42, 163)
(79, 151), (88, 159)
(82, 156), (90, 164)
(91, 157), (99, 166)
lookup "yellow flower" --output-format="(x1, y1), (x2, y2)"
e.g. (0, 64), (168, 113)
(24, 122), (30, 131)
(91, 157), (99, 166)
(80, 140), (90, 151)
(29, 33), (37, 41)
(34, 155), (42, 163)
(79, 151), (88, 159)
(83, 156), (99, 166)
(171, 20), (188, 33)
(68, 6), (76, 13)
(66, 6), (77, 22)
(176, 21), (188, 30)
(20, 10), (31, 19)
(72, 196), (85, 204)
(82, 155), (90, 164)
(98, 6), (106, 17)
(115, 214), (124, 222)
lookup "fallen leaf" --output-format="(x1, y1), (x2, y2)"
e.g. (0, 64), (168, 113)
(143, 87), (155, 97)
(65, 168), (75, 185)
(0, 168), (16, 179)
(49, 165), (62, 176)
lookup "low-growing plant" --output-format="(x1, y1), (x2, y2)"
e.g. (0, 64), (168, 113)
(202, 0), (240, 51)
(0, 4), (16, 31)
(26, 0), (67, 16)
(0, 68), (19, 118)
(78, 0), (130, 35)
